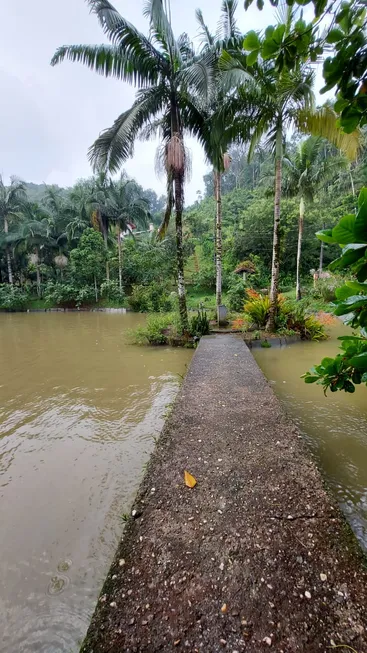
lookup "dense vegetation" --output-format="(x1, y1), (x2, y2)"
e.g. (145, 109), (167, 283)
(1, 0), (367, 385)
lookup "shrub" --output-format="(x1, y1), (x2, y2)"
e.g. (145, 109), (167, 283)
(128, 282), (174, 313)
(100, 280), (125, 303)
(130, 313), (179, 346)
(243, 295), (271, 328)
(190, 308), (210, 337)
(279, 301), (327, 341)
(44, 281), (95, 308)
(309, 275), (343, 302)
(0, 285), (29, 310)
(226, 275), (247, 312)
(192, 266), (216, 291)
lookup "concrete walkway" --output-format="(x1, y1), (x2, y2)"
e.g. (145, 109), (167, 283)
(81, 335), (367, 653)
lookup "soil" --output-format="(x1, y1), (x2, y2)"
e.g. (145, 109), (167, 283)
(81, 335), (367, 653)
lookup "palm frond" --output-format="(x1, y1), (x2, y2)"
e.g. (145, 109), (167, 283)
(85, 0), (167, 74)
(216, 0), (241, 42)
(143, 0), (180, 63)
(179, 51), (215, 100)
(219, 51), (254, 92)
(296, 106), (361, 161)
(89, 85), (166, 173)
(51, 44), (157, 86)
(195, 8), (215, 50)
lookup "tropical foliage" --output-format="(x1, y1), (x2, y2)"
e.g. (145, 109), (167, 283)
(303, 187), (367, 392)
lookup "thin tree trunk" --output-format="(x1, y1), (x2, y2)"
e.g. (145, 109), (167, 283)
(214, 169), (222, 310)
(99, 211), (110, 281)
(117, 222), (123, 292)
(174, 174), (189, 333)
(319, 221), (325, 274)
(296, 197), (305, 301)
(36, 251), (41, 298)
(350, 169), (355, 197)
(94, 274), (98, 303)
(4, 217), (13, 285)
(104, 231), (110, 281)
(266, 125), (282, 331)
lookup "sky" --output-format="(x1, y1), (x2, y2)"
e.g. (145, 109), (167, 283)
(0, 0), (287, 204)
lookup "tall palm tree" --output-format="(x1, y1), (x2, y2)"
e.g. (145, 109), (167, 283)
(101, 175), (151, 291)
(195, 1), (249, 316)
(221, 46), (360, 330)
(0, 176), (26, 285)
(284, 136), (348, 299)
(51, 0), (211, 332)
(9, 202), (53, 296)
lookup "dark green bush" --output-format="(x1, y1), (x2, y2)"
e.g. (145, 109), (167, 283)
(128, 282), (175, 312)
(226, 275), (247, 312)
(100, 280), (125, 303)
(44, 281), (95, 308)
(130, 313), (180, 345)
(0, 285), (29, 310)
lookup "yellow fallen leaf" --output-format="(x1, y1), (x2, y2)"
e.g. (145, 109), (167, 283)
(184, 470), (197, 488)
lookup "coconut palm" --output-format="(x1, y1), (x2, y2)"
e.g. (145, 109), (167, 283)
(221, 52), (360, 330)
(9, 202), (53, 296)
(101, 175), (151, 291)
(51, 0), (212, 331)
(195, 1), (250, 316)
(284, 136), (348, 300)
(0, 175), (26, 285)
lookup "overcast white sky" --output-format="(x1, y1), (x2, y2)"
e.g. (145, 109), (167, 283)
(1, 0), (285, 203)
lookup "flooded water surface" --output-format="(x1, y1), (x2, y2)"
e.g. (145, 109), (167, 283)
(0, 313), (192, 653)
(253, 322), (367, 551)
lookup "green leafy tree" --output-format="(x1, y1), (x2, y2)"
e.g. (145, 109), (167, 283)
(221, 8), (360, 330)
(303, 186), (367, 393)
(70, 228), (106, 301)
(194, 1), (253, 316)
(92, 175), (150, 291)
(0, 176), (26, 285)
(51, 0), (211, 332)
(10, 202), (54, 296)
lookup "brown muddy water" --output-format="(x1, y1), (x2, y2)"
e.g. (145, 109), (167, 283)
(253, 321), (367, 552)
(0, 313), (192, 653)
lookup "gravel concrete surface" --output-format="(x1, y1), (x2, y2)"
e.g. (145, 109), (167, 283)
(81, 335), (367, 653)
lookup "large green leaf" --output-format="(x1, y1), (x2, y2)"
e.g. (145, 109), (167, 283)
(243, 31), (260, 51)
(335, 285), (355, 300)
(334, 295), (367, 315)
(346, 280), (367, 293)
(341, 105), (362, 134)
(350, 352), (367, 369)
(316, 228), (335, 244)
(329, 245), (366, 271)
(354, 191), (367, 242)
(332, 214), (356, 245)
(326, 28), (344, 43)
(247, 50), (259, 66)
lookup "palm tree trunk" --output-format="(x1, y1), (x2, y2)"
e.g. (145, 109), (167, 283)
(99, 211), (110, 281)
(266, 125), (282, 331)
(214, 169), (222, 310)
(117, 222), (123, 292)
(104, 231), (110, 282)
(296, 197), (305, 301)
(350, 168), (355, 197)
(174, 174), (189, 333)
(319, 221), (325, 274)
(94, 274), (98, 303)
(36, 250), (41, 298)
(4, 218), (13, 285)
